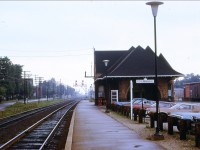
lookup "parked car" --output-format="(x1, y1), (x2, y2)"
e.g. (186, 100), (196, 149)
(113, 101), (130, 106)
(135, 99), (156, 106)
(151, 101), (176, 108)
(124, 101), (153, 109)
(146, 101), (176, 115)
(169, 112), (200, 120)
(168, 111), (200, 131)
(147, 102), (200, 115)
(132, 98), (147, 104)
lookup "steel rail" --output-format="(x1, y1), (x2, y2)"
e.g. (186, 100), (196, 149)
(0, 101), (67, 128)
(0, 101), (77, 150)
(39, 101), (78, 150)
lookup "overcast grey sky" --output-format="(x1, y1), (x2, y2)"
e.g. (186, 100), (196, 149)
(0, 1), (199, 88)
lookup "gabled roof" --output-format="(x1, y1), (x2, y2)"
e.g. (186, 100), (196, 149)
(94, 49), (127, 74)
(95, 46), (183, 80)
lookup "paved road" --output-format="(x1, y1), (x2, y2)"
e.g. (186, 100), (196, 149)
(0, 98), (53, 111)
(0, 102), (16, 111)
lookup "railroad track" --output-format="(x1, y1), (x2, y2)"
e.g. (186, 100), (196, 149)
(0, 100), (76, 145)
(0, 100), (79, 150)
(0, 101), (66, 128)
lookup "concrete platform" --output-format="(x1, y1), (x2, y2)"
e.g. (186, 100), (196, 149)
(70, 100), (166, 150)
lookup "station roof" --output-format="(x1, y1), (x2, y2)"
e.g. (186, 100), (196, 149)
(95, 46), (183, 80)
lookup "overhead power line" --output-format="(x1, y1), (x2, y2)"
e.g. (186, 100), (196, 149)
(6, 53), (92, 58)
(0, 48), (93, 53)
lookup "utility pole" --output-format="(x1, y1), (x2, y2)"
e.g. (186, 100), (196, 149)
(23, 71), (30, 104)
(46, 82), (49, 101)
(60, 79), (63, 99)
(35, 75), (39, 100)
(38, 77), (44, 101)
(34, 75), (43, 102)
(26, 74), (32, 101)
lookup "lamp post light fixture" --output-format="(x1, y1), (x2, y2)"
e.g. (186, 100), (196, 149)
(103, 59), (110, 113)
(146, 1), (164, 140)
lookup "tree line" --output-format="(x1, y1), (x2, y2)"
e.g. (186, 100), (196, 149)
(0, 57), (75, 102)
(174, 73), (200, 88)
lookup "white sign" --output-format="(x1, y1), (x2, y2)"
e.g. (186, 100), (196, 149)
(136, 79), (154, 84)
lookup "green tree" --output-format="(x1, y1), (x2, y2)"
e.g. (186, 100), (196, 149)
(0, 86), (6, 102)
(174, 73), (200, 88)
(0, 57), (23, 100)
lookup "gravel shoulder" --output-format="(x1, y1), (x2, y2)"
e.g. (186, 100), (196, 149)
(99, 106), (199, 150)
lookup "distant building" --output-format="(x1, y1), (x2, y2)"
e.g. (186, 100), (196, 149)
(184, 82), (200, 101)
(94, 46), (182, 105)
(174, 88), (184, 101)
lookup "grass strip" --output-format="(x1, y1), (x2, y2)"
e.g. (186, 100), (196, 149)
(0, 99), (64, 118)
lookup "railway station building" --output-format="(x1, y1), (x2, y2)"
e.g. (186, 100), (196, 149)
(94, 46), (182, 106)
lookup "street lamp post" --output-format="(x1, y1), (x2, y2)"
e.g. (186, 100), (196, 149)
(146, 1), (164, 140)
(103, 60), (110, 113)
